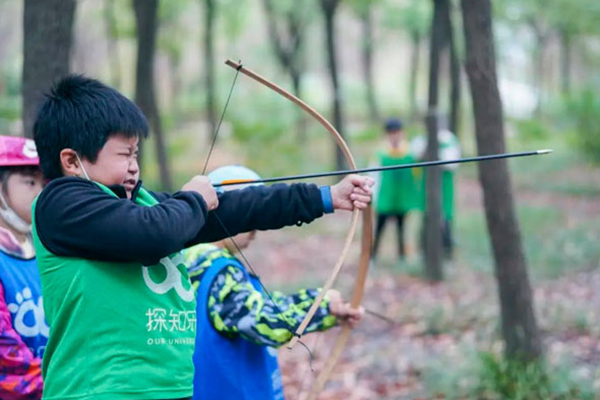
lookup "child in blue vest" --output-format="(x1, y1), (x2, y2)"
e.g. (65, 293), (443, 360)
(0, 136), (46, 400)
(186, 165), (364, 400)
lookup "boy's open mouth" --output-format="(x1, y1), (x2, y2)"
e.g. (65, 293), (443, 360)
(123, 179), (137, 190)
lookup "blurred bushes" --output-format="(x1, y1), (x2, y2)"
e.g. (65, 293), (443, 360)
(564, 90), (600, 165)
(423, 350), (596, 400)
(475, 352), (595, 400)
(514, 118), (551, 142)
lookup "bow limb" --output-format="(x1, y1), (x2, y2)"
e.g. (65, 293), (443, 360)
(305, 204), (373, 400)
(224, 60), (363, 347)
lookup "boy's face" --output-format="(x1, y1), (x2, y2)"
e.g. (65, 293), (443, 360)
(386, 129), (404, 148)
(81, 134), (140, 198)
(3, 170), (45, 224)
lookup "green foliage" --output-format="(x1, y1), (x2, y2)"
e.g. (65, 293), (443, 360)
(105, 0), (136, 39)
(456, 204), (600, 281)
(228, 94), (291, 143)
(218, 0), (251, 39)
(265, 0), (315, 17)
(0, 96), (20, 121)
(564, 90), (600, 164)
(495, 0), (600, 37)
(0, 62), (20, 97)
(0, 96), (20, 132)
(345, 0), (378, 17)
(424, 305), (450, 335)
(158, 0), (193, 63)
(351, 125), (379, 142)
(381, 0), (431, 36)
(477, 353), (552, 399)
(476, 352), (595, 400)
(514, 119), (550, 142)
(423, 351), (596, 400)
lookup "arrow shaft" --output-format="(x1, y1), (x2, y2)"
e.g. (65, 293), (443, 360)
(213, 149), (551, 188)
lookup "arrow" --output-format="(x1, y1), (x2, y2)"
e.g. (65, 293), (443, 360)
(213, 149), (552, 187)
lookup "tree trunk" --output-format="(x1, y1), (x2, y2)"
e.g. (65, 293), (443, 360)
(262, 0), (306, 143)
(531, 22), (548, 119)
(560, 30), (572, 95)
(321, 0), (346, 170)
(22, 0), (76, 138)
(290, 68), (307, 143)
(133, 0), (172, 191)
(424, 0), (447, 282)
(203, 0), (217, 144)
(445, 2), (461, 135)
(361, 5), (379, 124)
(461, 0), (542, 361)
(103, 0), (122, 90)
(409, 32), (421, 118)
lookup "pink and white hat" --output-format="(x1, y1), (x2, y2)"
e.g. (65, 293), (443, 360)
(0, 136), (39, 167)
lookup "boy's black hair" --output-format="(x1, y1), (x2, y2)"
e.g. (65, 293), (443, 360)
(33, 75), (149, 180)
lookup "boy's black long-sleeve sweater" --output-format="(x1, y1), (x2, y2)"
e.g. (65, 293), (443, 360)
(34, 177), (324, 266)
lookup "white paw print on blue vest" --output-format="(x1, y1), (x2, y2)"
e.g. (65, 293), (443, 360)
(7, 287), (49, 355)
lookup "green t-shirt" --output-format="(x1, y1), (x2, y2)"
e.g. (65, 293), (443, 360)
(414, 169), (455, 219)
(376, 149), (421, 214)
(33, 183), (196, 400)
(410, 131), (459, 219)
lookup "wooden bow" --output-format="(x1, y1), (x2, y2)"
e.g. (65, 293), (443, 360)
(223, 60), (373, 398)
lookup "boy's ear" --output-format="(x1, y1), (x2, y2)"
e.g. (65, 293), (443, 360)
(60, 148), (84, 177)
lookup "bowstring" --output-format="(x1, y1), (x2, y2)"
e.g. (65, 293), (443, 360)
(202, 62), (242, 175)
(200, 61), (313, 358)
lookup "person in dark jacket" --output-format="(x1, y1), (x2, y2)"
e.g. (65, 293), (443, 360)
(31, 75), (374, 400)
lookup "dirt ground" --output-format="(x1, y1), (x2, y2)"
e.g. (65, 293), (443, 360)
(239, 176), (600, 399)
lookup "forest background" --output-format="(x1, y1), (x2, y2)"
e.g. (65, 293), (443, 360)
(2, 0), (600, 398)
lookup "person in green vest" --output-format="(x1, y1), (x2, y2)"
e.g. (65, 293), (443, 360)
(411, 129), (461, 258)
(372, 118), (421, 261)
(30, 75), (374, 400)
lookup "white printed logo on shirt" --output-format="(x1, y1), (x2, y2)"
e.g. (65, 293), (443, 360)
(142, 253), (195, 302)
(7, 287), (49, 338)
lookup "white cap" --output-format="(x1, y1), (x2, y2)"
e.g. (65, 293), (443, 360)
(208, 165), (263, 193)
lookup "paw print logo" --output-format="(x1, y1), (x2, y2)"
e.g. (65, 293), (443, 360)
(7, 287), (49, 338)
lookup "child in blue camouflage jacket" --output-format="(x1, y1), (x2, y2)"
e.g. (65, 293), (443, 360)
(186, 165), (363, 400)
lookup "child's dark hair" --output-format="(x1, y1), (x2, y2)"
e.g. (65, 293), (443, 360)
(0, 166), (42, 182)
(384, 118), (403, 133)
(33, 75), (149, 180)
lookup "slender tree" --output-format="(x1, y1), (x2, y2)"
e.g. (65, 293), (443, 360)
(462, 0), (542, 360)
(530, 17), (550, 118)
(321, 0), (346, 170)
(394, 0), (430, 118)
(445, 2), (461, 135)
(103, 0), (122, 90)
(202, 0), (217, 143)
(423, 0), (450, 282)
(262, 0), (307, 142)
(22, 0), (76, 138)
(133, 0), (172, 191)
(159, 0), (189, 116)
(358, 1), (379, 124)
